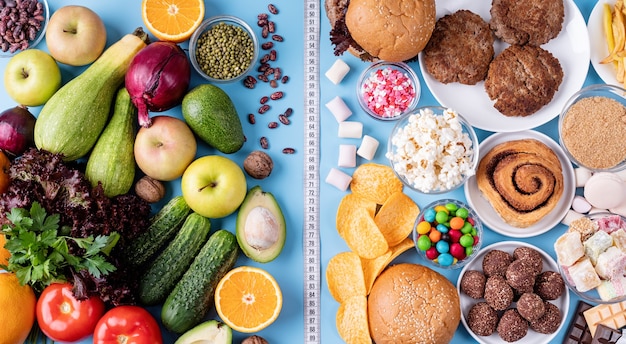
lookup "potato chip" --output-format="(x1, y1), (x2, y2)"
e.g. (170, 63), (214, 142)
(374, 191), (420, 246)
(326, 252), (366, 303)
(336, 193), (378, 226)
(361, 251), (392, 295)
(350, 163), (403, 204)
(336, 295), (372, 344)
(384, 237), (415, 267)
(338, 207), (388, 259)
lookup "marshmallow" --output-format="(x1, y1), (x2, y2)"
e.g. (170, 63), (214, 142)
(338, 145), (357, 168)
(325, 59), (350, 85)
(325, 168), (352, 191)
(356, 135), (379, 160)
(574, 167), (593, 187)
(325, 96), (352, 122)
(338, 121), (363, 139)
(572, 195), (592, 214)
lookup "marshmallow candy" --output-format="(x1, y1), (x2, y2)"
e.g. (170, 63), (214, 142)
(325, 59), (350, 85)
(325, 96), (352, 122)
(574, 167), (593, 187)
(572, 195), (592, 214)
(338, 145), (357, 168)
(325, 168), (352, 191)
(337, 121), (363, 139)
(356, 135), (379, 161)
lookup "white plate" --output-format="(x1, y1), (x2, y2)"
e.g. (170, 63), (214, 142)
(419, 0), (590, 132)
(463, 130), (576, 238)
(589, 0), (621, 85)
(457, 241), (570, 344)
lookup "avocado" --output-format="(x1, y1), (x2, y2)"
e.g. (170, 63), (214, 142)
(181, 84), (245, 154)
(236, 185), (286, 263)
(174, 320), (232, 344)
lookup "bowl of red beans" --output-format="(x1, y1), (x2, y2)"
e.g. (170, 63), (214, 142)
(413, 199), (483, 269)
(356, 61), (420, 121)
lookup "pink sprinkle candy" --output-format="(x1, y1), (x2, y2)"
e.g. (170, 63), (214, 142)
(361, 66), (416, 118)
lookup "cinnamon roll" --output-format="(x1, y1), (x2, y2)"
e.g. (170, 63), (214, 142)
(476, 139), (564, 228)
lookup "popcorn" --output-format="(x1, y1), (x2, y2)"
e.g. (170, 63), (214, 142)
(386, 107), (474, 193)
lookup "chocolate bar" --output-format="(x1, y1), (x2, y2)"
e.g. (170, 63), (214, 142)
(564, 300), (594, 344)
(584, 300), (626, 337)
(590, 324), (622, 344)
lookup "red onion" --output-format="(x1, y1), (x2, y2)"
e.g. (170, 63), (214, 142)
(125, 41), (191, 128)
(0, 105), (36, 157)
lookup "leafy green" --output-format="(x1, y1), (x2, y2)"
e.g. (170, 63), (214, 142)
(0, 202), (119, 292)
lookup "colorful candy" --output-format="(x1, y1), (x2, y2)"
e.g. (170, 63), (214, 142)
(360, 66), (416, 119)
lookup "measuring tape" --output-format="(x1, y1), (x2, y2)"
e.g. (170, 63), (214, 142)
(303, 0), (321, 342)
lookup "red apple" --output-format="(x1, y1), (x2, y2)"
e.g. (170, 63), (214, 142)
(134, 115), (197, 181)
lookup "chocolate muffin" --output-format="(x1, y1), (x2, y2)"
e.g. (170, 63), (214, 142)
(497, 309), (529, 342)
(534, 271), (565, 300)
(484, 275), (514, 311)
(529, 301), (562, 334)
(516, 292), (545, 322)
(483, 249), (513, 277)
(467, 302), (499, 336)
(513, 246), (544, 275)
(506, 260), (536, 293)
(461, 270), (487, 299)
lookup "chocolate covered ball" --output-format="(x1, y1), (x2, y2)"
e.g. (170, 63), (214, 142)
(534, 271), (565, 300)
(497, 309), (528, 342)
(516, 292), (545, 322)
(467, 302), (499, 336)
(529, 301), (562, 334)
(506, 260), (536, 293)
(461, 270), (487, 299)
(483, 249), (513, 277)
(513, 246), (543, 275)
(484, 275), (514, 311)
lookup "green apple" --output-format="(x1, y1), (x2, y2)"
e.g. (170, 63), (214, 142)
(3, 49), (61, 106)
(181, 155), (247, 219)
(134, 115), (197, 181)
(45, 5), (107, 66)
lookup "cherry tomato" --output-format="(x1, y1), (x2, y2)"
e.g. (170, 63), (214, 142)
(36, 282), (105, 342)
(93, 305), (163, 344)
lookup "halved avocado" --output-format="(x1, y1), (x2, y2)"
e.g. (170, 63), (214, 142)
(174, 320), (232, 344)
(236, 185), (286, 263)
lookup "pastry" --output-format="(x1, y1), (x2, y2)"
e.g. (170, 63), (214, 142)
(476, 139), (564, 227)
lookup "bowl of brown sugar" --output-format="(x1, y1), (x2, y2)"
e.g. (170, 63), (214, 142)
(559, 84), (626, 172)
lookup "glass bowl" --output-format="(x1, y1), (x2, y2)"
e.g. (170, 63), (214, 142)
(356, 61), (420, 121)
(189, 15), (258, 83)
(386, 106), (479, 194)
(556, 212), (626, 304)
(558, 84), (626, 172)
(413, 199), (483, 270)
(0, 0), (49, 58)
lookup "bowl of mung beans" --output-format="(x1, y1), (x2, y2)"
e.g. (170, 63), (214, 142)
(189, 15), (258, 83)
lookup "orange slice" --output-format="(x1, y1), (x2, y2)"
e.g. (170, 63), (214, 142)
(215, 266), (283, 333)
(141, 0), (205, 43)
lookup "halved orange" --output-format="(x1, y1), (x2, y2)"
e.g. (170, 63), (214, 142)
(141, 0), (205, 43)
(215, 266), (283, 333)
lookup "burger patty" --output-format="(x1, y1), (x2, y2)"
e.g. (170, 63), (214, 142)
(484, 45), (563, 118)
(490, 0), (564, 46)
(422, 10), (494, 85)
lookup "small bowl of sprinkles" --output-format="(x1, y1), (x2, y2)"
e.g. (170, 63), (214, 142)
(356, 61), (420, 121)
(189, 15), (258, 83)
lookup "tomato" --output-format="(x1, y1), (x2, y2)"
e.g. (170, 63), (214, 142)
(36, 282), (105, 342)
(93, 305), (163, 344)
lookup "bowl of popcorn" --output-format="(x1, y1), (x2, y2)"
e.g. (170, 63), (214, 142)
(356, 61), (420, 121)
(386, 106), (479, 194)
(554, 212), (626, 303)
(413, 199), (483, 269)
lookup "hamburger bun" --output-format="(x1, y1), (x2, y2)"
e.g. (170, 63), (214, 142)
(368, 263), (460, 343)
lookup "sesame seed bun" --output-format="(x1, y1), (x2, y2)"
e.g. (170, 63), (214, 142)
(368, 263), (460, 343)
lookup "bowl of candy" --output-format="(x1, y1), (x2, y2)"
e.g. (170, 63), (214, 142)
(413, 199), (483, 269)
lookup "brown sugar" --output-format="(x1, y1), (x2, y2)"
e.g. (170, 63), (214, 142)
(561, 96), (626, 169)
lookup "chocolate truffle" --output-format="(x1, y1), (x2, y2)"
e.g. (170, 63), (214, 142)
(513, 246), (544, 275)
(529, 301), (562, 334)
(516, 292), (545, 322)
(461, 270), (487, 299)
(506, 260), (536, 293)
(484, 275), (514, 311)
(467, 302), (499, 336)
(497, 309), (529, 342)
(534, 271), (565, 300)
(483, 249), (514, 277)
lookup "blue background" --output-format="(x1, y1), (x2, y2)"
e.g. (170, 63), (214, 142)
(0, 0), (604, 343)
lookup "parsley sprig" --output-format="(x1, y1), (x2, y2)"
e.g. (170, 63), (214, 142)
(0, 202), (119, 291)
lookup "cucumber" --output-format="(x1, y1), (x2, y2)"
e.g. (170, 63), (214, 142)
(138, 213), (211, 305)
(34, 28), (149, 161)
(125, 196), (191, 267)
(161, 229), (239, 334)
(85, 88), (136, 198)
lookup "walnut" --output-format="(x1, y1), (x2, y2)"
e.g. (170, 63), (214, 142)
(243, 151), (274, 179)
(134, 176), (165, 203)
(241, 335), (269, 344)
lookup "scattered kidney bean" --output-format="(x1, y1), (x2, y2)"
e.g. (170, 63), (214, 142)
(268, 21), (275, 33)
(269, 49), (277, 61)
(271, 34), (283, 42)
(268, 121), (278, 129)
(264, 67), (274, 76)
(258, 13), (268, 20)
(260, 96), (269, 104)
(258, 74), (269, 82)
(261, 41), (274, 50)
(261, 25), (269, 38)
(279, 114), (290, 125)
(282, 148), (296, 154)
(284, 107), (293, 117)
(259, 104), (270, 114)
(260, 137), (269, 149)
(281, 75), (289, 84)
(270, 91), (284, 100)
(268, 4), (278, 14)
(260, 53), (270, 64)
(248, 113), (256, 124)
(270, 80), (278, 88)
(273, 67), (281, 80)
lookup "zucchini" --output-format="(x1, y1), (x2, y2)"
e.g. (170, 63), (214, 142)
(85, 88), (136, 197)
(125, 196), (191, 267)
(34, 28), (149, 161)
(138, 212), (211, 305)
(161, 229), (239, 334)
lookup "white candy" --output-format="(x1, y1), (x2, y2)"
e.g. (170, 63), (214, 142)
(574, 167), (593, 187)
(338, 144), (357, 168)
(325, 59), (350, 85)
(571, 195), (592, 214)
(325, 168), (352, 191)
(338, 121), (363, 139)
(325, 96), (352, 122)
(561, 209), (585, 226)
(356, 135), (379, 160)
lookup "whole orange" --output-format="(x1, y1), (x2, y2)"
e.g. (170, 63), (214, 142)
(0, 151), (10, 195)
(0, 272), (36, 344)
(0, 233), (9, 267)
